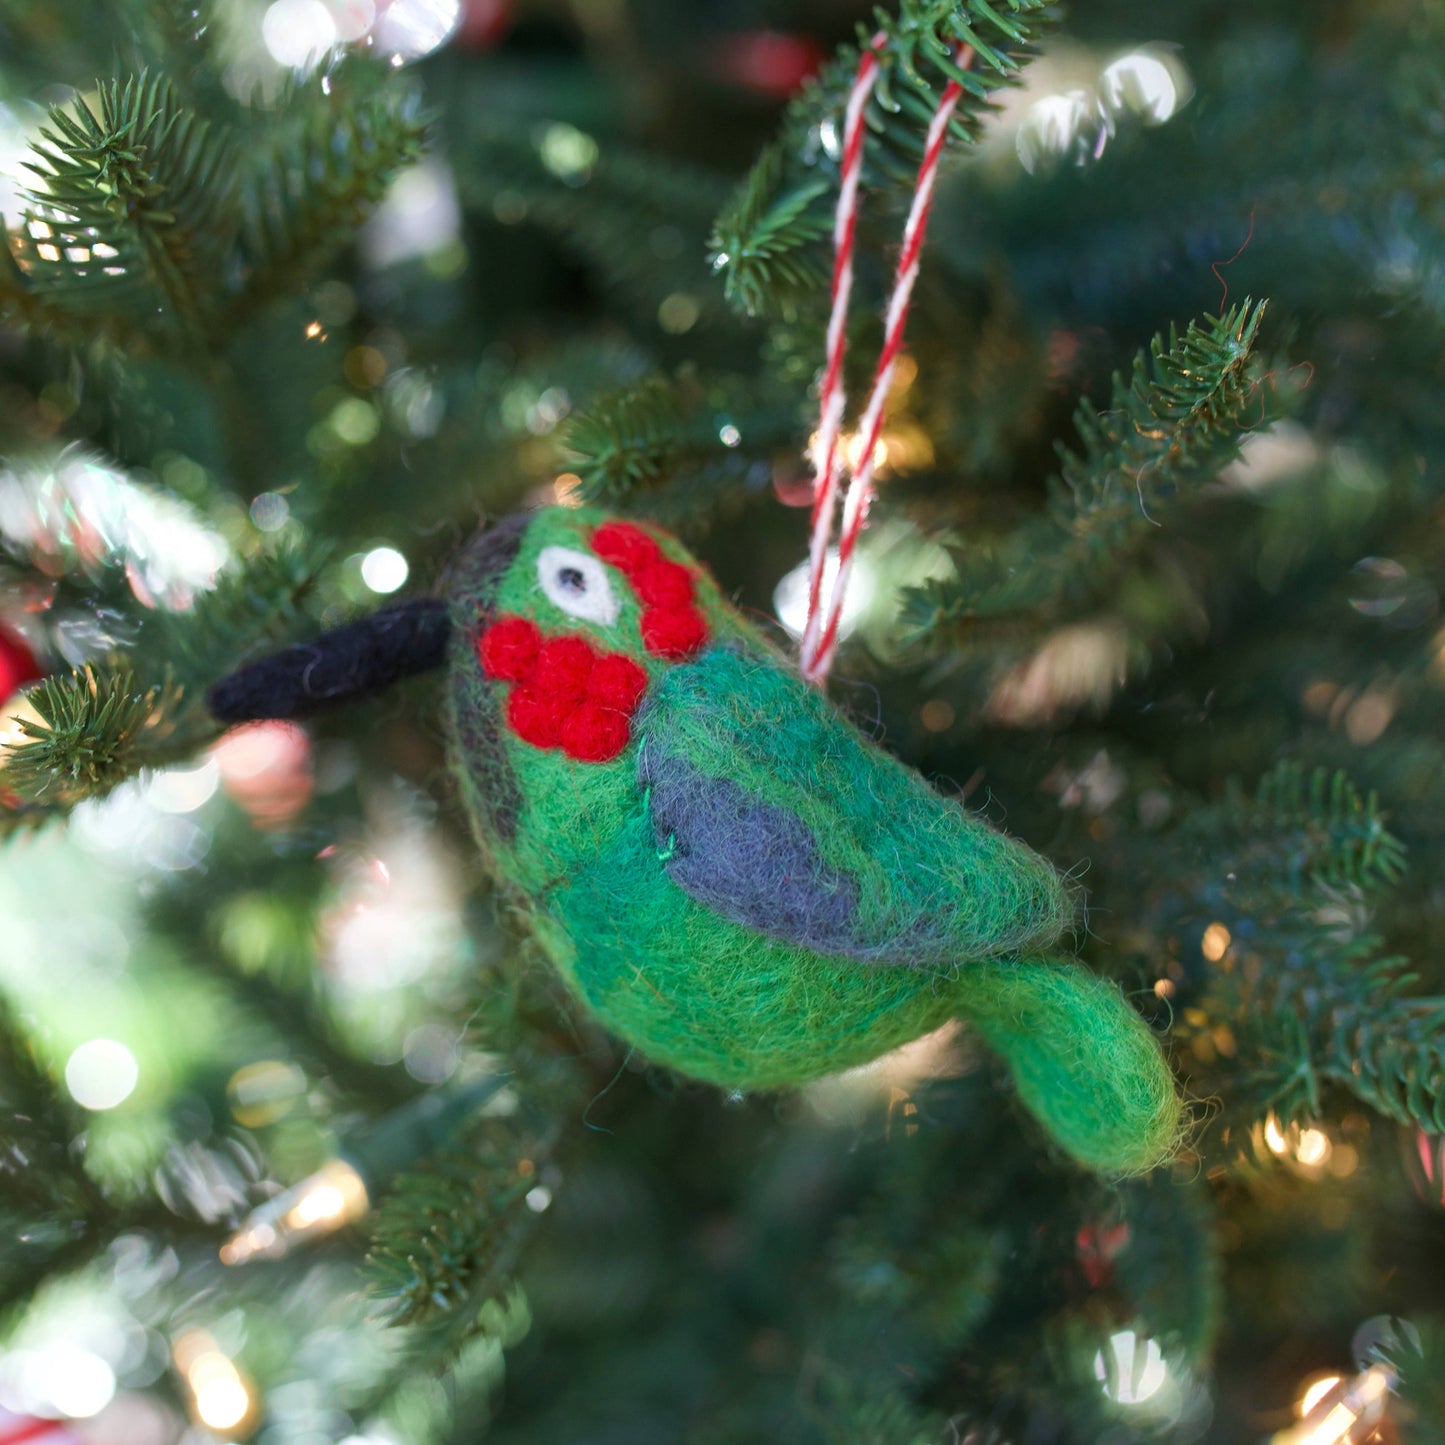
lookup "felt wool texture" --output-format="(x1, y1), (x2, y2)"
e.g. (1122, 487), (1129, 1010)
(443, 505), (1183, 1176)
(209, 598), (452, 723)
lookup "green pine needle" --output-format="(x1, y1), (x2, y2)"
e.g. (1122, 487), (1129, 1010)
(905, 300), (1273, 639)
(564, 370), (799, 507)
(367, 1121), (542, 1346)
(1, 666), (187, 808)
(711, 0), (1057, 317)
(16, 70), (236, 331)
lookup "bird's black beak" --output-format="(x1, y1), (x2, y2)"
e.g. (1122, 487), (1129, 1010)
(207, 514), (537, 726)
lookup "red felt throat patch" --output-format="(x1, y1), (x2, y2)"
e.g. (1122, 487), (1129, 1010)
(478, 617), (649, 763)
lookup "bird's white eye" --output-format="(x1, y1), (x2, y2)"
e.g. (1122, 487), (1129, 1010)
(537, 545), (620, 625)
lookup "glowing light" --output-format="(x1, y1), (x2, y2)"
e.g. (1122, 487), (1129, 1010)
(65, 1038), (139, 1111)
(331, 0), (377, 41)
(1271, 1365), (1394, 1445)
(3, 1344), (117, 1418)
(1100, 50), (1188, 124)
(148, 759), (221, 814)
(525, 1185), (553, 1213)
(189, 1353), (252, 1431)
(538, 123), (599, 183)
(304, 318), (324, 339)
(221, 1159), (370, 1264)
(718, 423), (742, 448)
(1017, 89), (1094, 173)
(362, 159), (461, 268)
(1094, 1328), (1168, 1405)
(773, 549), (876, 642)
(371, 0), (461, 60)
(1298, 1375), (1344, 1417)
(228, 1059), (306, 1128)
(331, 397), (380, 445)
(249, 491), (290, 533)
(261, 0), (338, 69)
(361, 546), (409, 594)
(0, 451), (228, 607)
(1259, 1111), (1335, 1177)
(986, 623), (1130, 727)
(1201, 923), (1231, 961)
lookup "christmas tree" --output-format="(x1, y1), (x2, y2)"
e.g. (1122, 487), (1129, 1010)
(3, 0), (1445, 1441)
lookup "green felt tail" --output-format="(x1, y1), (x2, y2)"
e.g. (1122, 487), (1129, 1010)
(954, 957), (1183, 1176)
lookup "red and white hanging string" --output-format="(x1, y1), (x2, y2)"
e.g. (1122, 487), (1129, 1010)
(799, 39), (975, 687)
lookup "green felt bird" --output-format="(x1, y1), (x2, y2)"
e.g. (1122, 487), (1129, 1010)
(439, 505), (1182, 1175)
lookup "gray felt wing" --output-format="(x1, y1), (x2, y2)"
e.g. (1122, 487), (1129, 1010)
(634, 645), (1071, 969)
(637, 742), (875, 959)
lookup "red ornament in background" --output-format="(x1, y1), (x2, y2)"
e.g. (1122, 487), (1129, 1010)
(456, 0), (513, 50)
(1405, 1126), (1445, 1209)
(213, 721), (314, 830)
(0, 624), (41, 707)
(1075, 1217), (1132, 1289)
(0, 1409), (83, 1444)
(709, 31), (825, 98)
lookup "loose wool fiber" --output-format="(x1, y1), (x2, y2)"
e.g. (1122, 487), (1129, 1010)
(444, 506), (1181, 1176)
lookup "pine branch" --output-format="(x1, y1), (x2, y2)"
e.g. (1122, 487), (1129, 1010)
(452, 118), (729, 324)
(226, 63), (426, 326)
(367, 1118), (544, 1350)
(140, 538), (329, 695)
(1182, 763), (1406, 900)
(14, 70), (237, 337)
(905, 300), (1273, 640)
(711, 0), (1058, 317)
(0, 666), (190, 813)
(563, 369), (799, 508)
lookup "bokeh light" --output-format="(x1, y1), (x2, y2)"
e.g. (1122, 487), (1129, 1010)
(361, 546), (409, 593)
(262, 0), (340, 69)
(1095, 1329), (1168, 1405)
(773, 550), (875, 642)
(65, 1039), (139, 1111)
(371, 0), (462, 61)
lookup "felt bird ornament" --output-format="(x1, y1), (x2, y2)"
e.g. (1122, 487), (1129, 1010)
(211, 506), (1181, 1175)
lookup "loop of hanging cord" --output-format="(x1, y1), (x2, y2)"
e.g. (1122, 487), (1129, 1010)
(799, 40), (975, 687)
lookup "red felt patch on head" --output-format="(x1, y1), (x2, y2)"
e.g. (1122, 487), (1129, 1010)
(478, 617), (649, 763)
(590, 521), (710, 662)
(592, 521), (661, 572)
(632, 559), (694, 609)
(641, 606), (710, 661)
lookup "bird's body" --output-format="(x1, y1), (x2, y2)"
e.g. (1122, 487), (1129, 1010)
(443, 505), (1180, 1173)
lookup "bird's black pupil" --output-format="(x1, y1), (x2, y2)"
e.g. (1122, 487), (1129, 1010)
(558, 566), (587, 594)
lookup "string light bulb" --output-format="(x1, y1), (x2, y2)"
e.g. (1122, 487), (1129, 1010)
(173, 1330), (259, 1436)
(1255, 1110), (1335, 1179)
(220, 1158), (369, 1264)
(1271, 1364), (1395, 1445)
(221, 1076), (510, 1265)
